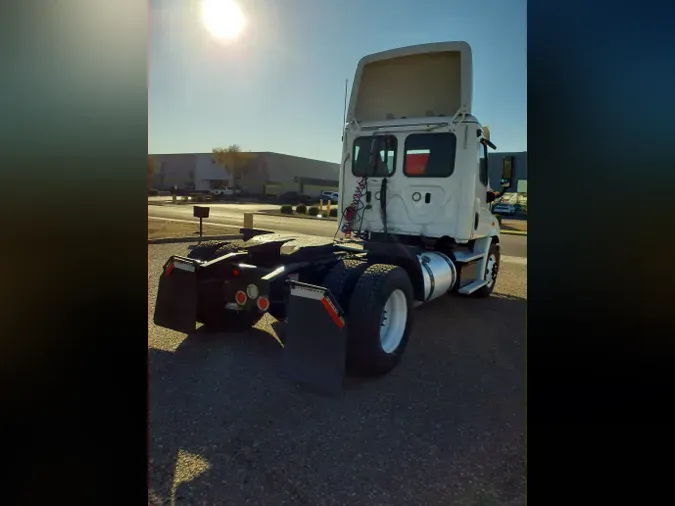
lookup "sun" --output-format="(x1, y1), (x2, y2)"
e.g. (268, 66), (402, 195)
(200, 0), (246, 41)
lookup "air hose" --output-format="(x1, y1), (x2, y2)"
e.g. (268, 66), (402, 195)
(341, 176), (367, 239)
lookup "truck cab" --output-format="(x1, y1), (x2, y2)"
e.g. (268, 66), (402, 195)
(338, 42), (505, 245)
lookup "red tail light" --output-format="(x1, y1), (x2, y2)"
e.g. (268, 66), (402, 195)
(257, 296), (269, 312)
(164, 263), (174, 276)
(235, 290), (247, 306)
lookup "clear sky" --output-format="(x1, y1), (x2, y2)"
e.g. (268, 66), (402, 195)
(149, 0), (526, 162)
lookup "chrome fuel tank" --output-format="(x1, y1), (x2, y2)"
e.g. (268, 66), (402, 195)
(417, 251), (457, 302)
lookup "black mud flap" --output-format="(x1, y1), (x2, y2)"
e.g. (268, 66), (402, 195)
(281, 280), (347, 397)
(153, 259), (199, 334)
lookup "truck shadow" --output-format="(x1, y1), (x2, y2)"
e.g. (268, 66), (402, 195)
(149, 292), (526, 505)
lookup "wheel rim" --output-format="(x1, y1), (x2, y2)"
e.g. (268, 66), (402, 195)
(380, 289), (408, 354)
(485, 254), (498, 288)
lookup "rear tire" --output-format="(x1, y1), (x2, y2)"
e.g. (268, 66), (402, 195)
(322, 259), (369, 312)
(187, 240), (227, 261)
(212, 242), (246, 258)
(346, 264), (414, 376)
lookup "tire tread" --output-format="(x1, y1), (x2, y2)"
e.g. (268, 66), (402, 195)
(346, 264), (413, 375)
(322, 259), (369, 311)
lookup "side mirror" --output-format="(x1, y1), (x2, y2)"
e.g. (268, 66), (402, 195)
(501, 156), (514, 188)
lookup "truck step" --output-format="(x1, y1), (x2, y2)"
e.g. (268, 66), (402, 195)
(453, 251), (484, 263)
(458, 279), (489, 295)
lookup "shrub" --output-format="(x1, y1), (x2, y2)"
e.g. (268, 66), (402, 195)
(296, 204), (307, 214)
(329, 208), (338, 217)
(307, 206), (320, 216)
(280, 204), (293, 214)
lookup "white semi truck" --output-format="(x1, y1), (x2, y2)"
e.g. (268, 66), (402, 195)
(153, 41), (512, 394)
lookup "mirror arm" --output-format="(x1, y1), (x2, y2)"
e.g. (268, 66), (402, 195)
(481, 138), (497, 150)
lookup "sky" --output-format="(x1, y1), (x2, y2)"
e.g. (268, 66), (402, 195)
(149, 0), (526, 162)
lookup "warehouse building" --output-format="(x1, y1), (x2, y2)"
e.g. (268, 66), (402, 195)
(150, 151), (340, 198)
(150, 150), (527, 197)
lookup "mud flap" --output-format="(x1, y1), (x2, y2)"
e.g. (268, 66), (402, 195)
(153, 261), (199, 334)
(281, 280), (347, 396)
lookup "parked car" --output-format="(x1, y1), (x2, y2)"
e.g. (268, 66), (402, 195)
(492, 202), (517, 216)
(278, 191), (313, 204)
(209, 187), (241, 199)
(320, 191), (339, 203)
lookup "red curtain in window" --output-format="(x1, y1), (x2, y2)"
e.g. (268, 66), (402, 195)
(405, 153), (429, 175)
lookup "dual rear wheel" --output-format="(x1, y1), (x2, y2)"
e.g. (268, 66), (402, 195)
(323, 261), (414, 376)
(323, 242), (501, 375)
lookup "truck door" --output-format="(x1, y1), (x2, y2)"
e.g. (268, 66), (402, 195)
(381, 131), (458, 235)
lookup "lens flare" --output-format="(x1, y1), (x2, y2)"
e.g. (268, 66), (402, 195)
(200, 0), (246, 41)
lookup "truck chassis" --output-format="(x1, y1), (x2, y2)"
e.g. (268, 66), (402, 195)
(153, 227), (500, 394)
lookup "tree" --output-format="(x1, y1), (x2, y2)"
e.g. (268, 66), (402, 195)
(148, 155), (160, 190)
(212, 145), (256, 190)
(148, 155), (161, 175)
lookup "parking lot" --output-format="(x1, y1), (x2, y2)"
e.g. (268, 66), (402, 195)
(149, 244), (526, 505)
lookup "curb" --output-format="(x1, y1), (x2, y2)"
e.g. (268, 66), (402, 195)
(255, 211), (338, 223)
(148, 234), (242, 245)
(149, 213), (526, 237)
(257, 212), (526, 235)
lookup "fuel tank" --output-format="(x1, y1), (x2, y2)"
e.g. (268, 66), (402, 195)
(417, 251), (457, 302)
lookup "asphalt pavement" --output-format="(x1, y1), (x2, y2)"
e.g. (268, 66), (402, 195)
(148, 203), (528, 259)
(148, 242), (526, 505)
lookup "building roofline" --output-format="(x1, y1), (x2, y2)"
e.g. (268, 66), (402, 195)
(150, 151), (340, 164)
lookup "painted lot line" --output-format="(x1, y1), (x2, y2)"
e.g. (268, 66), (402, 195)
(501, 255), (527, 265)
(148, 216), (527, 264)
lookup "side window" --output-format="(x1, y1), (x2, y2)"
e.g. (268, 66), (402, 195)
(479, 142), (488, 186)
(403, 133), (456, 177)
(352, 136), (397, 177)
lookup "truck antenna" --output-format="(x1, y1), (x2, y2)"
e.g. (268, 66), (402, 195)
(341, 79), (348, 141)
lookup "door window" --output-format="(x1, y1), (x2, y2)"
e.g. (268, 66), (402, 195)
(403, 133), (457, 178)
(352, 135), (397, 177)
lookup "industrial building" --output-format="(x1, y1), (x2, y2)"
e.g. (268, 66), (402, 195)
(149, 151), (340, 198)
(150, 150), (527, 197)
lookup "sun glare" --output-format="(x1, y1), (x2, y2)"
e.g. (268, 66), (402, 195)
(200, 0), (246, 41)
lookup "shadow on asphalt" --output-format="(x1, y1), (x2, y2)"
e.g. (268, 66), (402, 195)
(149, 292), (526, 505)
(501, 223), (526, 231)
